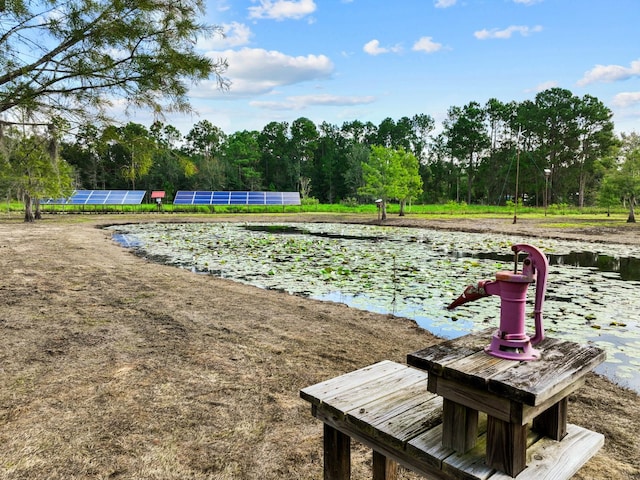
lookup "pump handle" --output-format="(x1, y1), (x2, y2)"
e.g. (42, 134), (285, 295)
(511, 244), (549, 345)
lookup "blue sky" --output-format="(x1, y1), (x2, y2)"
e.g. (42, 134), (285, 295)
(128, 0), (640, 136)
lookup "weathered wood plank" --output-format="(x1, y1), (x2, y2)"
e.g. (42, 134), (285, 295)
(431, 374), (586, 428)
(346, 381), (443, 447)
(406, 423), (454, 471)
(407, 329), (492, 375)
(345, 369), (432, 425)
(439, 349), (515, 389)
(415, 336), (564, 394)
(433, 376), (513, 422)
(441, 433), (494, 480)
(487, 424), (604, 480)
(320, 366), (431, 415)
(350, 395), (444, 449)
(517, 377), (584, 425)
(301, 360), (406, 405)
(439, 424), (539, 480)
(487, 342), (606, 405)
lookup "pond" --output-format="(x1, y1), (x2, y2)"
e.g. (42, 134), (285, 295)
(107, 222), (640, 393)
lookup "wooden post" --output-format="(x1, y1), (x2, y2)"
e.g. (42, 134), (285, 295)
(324, 424), (350, 480)
(486, 415), (527, 477)
(441, 398), (478, 453)
(372, 450), (397, 480)
(533, 397), (568, 441)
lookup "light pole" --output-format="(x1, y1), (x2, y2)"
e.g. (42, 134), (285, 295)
(544, 168), (551, 216)
(513, 127), (525, 224)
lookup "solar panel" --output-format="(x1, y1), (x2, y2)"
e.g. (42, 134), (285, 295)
(68, 190), (92, 204)
(248, 192), (265, 203)
(211, 191), (230, 204)
(229, 191), (248, 204)
(124, 191), (146, 204)
(44, 190), (146, 205)
(173, 191), (301, 206)
(89, 191), (109, 203)
(173, 191), (195, 204)
(194, 191), (214, 204)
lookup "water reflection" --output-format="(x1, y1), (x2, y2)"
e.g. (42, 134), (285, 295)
(454, 251), (640, 281)
(111, 233), (143, 248)
(550, 252), (640, 281)
(313, 291), (475, 339)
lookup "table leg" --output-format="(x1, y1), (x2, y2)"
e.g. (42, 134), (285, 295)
(372, 450), (397, 480)
(441, 398), (478, 453)
(486, 415), (527, 477)
(324, 423), (351, 480)
(533, 397), (568, 441)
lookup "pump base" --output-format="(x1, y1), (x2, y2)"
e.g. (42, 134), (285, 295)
(485, 333), (540, 361)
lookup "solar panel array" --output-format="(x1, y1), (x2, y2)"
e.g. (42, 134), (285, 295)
(43, 190), (301, 207)
(173, 191), (301, 206)
(44, 190), (146, 205)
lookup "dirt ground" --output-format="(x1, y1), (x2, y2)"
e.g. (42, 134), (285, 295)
(0, 212), (638, 480)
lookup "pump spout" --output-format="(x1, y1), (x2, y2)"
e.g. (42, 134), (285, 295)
(447, 280), (497, 309)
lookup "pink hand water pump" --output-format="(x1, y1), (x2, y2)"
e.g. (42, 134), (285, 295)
(447, 244), (549, 361)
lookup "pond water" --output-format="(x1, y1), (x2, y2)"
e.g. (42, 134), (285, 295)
(107, 222), (640, 392)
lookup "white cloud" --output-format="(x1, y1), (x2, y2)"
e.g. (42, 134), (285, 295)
(197, 22), (252, 50)
(535, 80), (558, 91)
(612, 92), (640, 107)
(250, 94), (376, 110)
(577, 60), (640, 86)
(434, 0), (456, 8)
(248, 0), (316, 21)
(363, 40), (384, 55)
(215, 0), (231, 12)
(363, 39), (402, 56)
(412, 37), (443, 54)
(193, 48), (333, 97)
(474, 25), (543, 40)
(523, 80), (558, 94)
(513, 0), (542, 4)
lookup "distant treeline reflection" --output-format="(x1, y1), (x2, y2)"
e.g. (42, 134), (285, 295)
(468, 251), (640, 282)
(547, 252), (640, 282)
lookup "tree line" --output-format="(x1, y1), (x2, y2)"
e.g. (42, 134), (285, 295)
(2, 87), (640, 221)
(58, 86), (634, 214)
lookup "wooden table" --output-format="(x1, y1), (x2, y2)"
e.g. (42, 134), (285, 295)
(300, 360), (605, 480)
(407, 328), (606, 477)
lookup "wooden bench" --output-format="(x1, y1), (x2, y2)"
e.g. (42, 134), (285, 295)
(300, 360), (604, 480)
